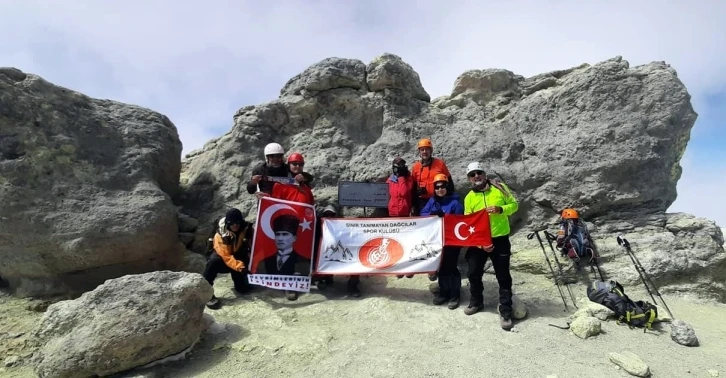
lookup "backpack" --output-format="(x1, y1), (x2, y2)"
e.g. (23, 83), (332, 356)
(205, 216), (226, 256)
(586, 280), (658, 330)
(560, 219), (597, 262)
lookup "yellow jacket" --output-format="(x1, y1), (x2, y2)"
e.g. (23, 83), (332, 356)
(464, 182), (518, 238)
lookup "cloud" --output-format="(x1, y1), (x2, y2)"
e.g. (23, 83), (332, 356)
(1, 0), (724, 224)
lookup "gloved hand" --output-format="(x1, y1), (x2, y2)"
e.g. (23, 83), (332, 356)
(431, 209), (445, 217)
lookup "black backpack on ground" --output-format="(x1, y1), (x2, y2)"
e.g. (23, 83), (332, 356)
(586, 280), (658, 330)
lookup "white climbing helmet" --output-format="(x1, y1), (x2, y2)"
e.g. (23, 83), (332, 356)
(263, 143), (285, 156)
(466, 162), (485, 175)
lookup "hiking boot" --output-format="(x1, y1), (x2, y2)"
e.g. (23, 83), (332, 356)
(464, 302), (483, 316)
(500, 315), (514, 331)
(447, 297), (460, 310)
(285, 291), (299, 301)
(428, 282), (440, 294)
(317, 280), (329, 290)
(396, 275), (404, 279)
(206, 295), (221, 310)
(432, 295), (448, 306)
(405, 274), (414, 278)
(428, 273), (438, 281)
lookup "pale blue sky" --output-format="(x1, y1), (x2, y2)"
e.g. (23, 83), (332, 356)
(1, 0), (724, 226)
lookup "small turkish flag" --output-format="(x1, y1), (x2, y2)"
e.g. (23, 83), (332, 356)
(250, 196), (316, 275)
(443, 211), (493, 248)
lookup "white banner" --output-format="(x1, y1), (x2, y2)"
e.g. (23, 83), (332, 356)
(316, 217), (443, 274)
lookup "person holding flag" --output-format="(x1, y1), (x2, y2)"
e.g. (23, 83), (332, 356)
(461, 162), (519, 331)
(420, 174), (465, 309)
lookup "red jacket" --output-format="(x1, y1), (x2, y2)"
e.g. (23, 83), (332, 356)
(271, 182), (315, 205)
(386, 175), (415, 217)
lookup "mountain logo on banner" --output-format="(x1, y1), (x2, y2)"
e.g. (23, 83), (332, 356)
(323, 240), (355, 262)
(359, 237), (405, 269)
(409, 241), (440, 261)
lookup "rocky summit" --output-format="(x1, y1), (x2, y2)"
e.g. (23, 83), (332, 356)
(1, 52), (724, 302)
(178, 53), (725, 301)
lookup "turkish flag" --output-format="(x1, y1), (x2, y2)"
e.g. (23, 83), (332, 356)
(250, 196), (316, 275)
(443, 211), (493, 248)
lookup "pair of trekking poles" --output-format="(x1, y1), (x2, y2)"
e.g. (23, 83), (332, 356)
(526, 229), (674, 319)
(616, 235), (674, 320)
(527, 229), (597, 311)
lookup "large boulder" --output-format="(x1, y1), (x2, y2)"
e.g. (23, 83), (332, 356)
(0, 68), (185, 296)
(176, 53), (723, 301)
(29, 271), (213, 378)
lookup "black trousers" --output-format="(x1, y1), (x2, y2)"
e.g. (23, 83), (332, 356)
(437, 246), (462, 299)
(203, 251), (250, 292)
(465, 236), (513, 316)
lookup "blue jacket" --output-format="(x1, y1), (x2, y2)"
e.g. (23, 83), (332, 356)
(420, 193), (464, 216)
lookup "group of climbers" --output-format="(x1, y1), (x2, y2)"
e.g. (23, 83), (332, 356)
(203, 138), (523, 331)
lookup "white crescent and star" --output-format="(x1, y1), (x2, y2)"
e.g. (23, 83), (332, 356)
(259, 201), (314, 239)
(454, 222), (476, 240)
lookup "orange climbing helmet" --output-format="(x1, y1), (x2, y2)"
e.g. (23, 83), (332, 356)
(561, 208), (579, 219)
(417, 138), (433, 149)
(433, 173), (448, 183)
(287, 152), (305, 164)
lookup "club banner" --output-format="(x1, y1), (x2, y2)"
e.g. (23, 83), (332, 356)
(249, 196), (316, 292)
(316, 216), (443, 275)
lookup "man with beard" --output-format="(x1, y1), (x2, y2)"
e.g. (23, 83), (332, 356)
(247, 142), (290, 195)
(462, 162), (519, 331)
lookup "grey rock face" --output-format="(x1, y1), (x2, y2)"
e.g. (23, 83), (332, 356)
(30, 271), (212, 378)
(366, 53), (430, 102)
(0, 68), (184, 296)
(172, 54), (724, 301)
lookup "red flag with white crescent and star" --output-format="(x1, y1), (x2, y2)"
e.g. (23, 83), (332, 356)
(442, 210), (493, 248)
(249, 196), (316, 274)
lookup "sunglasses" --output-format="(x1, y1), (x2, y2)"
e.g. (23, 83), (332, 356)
(289, 162), (304, 166)
(467, 171), (484, 178)
(434, 185), (447, 190)
(267, 154), (284, 159)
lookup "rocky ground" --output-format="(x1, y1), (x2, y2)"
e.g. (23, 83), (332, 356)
(3, 271), (724, 378)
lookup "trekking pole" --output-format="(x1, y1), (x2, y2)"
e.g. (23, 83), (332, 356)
(542, 231), (578, 308)
(527, 230), (570, 312)
(587, 238), (606, 282)
(616, 235), (674, 319)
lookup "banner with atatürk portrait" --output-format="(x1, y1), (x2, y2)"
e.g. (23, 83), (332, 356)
(249, 196), (316, 292)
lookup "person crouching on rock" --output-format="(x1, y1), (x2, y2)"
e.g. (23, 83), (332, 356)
(462, 162), (519, 331)
(420, 173), (464, 309)
(203, 208), (253, 310)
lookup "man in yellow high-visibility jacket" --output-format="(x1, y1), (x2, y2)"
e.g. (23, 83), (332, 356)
(462, 162), (519, 331)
